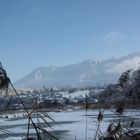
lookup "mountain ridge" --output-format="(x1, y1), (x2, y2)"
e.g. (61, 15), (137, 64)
(14, 52), (140, 88)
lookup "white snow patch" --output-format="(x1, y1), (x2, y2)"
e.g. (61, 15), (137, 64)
(60, 90), (90, 98)
(35, 69), (42, 79)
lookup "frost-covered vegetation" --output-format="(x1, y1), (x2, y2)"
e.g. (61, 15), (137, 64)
(89, 66), (140, 140)
(95, 66), (140, 108)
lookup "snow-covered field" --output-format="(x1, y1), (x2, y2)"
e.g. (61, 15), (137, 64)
(0, 109), (140, 140)
(60, 90), (90, 98)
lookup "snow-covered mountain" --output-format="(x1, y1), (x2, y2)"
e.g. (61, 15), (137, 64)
(14, 52), (140, 88)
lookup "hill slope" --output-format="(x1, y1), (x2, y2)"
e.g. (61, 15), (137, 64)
(14, 52), (140, 88)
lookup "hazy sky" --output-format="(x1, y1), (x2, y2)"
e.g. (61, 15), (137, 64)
(0, 0), (140, 82)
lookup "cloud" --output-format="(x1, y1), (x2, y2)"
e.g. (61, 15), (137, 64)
(104, 31), (125, 43)
(107, 56), (140, 74)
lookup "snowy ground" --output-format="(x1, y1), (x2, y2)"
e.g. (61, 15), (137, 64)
(60, 90), (90, 98)
(59, 89), (102, 98)
(0, 109), (140, 140)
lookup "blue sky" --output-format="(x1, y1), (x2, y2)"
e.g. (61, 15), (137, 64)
(0, 0), (140, 82)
